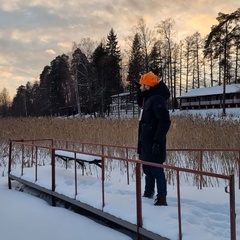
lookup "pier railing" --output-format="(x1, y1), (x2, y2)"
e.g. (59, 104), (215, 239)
(8, 138), (238, 240)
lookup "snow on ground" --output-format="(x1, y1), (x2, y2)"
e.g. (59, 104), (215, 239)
(2, 162), (239, 240)
(0, 168), (132, 240)
(171, 108), (240, 119)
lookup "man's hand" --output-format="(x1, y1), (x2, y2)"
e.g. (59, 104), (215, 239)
(152, 142), (161, 155)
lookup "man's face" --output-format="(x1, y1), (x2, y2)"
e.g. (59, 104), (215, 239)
(140, 84), (150, 92)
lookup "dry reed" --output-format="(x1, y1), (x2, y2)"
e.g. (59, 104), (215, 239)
(0, 115), (239, 148)
(1, 115), (239, 186)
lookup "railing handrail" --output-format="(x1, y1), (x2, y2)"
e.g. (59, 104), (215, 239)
(8, 139), (237, 240)
(9, 138), (240, 152)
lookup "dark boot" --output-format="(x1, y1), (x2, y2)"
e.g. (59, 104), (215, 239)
(154, 196), (168, 206)
(142, 191), (154, 199)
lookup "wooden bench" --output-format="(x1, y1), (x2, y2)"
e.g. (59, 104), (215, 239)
(55, 150), (102, 170)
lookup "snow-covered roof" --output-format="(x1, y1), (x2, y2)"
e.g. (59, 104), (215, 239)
(111, 92), (130, 98)
(111, 91), (137, 98)
(178, 84), (240, 98)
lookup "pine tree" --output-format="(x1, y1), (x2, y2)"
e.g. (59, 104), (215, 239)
(91, 43), (109, 117)
(105, 28), (123, 96)
(91, 29), (123, 117)
(37, 65), (52, 116)
(149, 41), (164, 77)
(11, 85), (28, 117)
(48, 54), (71, 116)
(127, 33), (144, 94)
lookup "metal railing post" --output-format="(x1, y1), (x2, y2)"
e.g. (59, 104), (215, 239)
(238, 151), (240, 190)
(31, 140), (34, 167)
(51, 148), (56, 206)
(177, 170), (182, 240)
(136, 162), (142, 240)
(229, 174), (236, 240)
(21, 142), (24, 176)
(102, 145), (105, 209)
(74, 152), (77, 198)
(199, 150), (203, 189)
(8, 140), (12, 189)
(35, 146), (38, 182)
(126, 148), (129, 185)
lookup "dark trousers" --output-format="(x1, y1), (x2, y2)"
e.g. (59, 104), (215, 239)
(143, 164), (167, 198)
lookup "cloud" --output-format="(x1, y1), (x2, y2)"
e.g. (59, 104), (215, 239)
(1, 1), (20, 11)
(57, 42), (73, 50)
(0, 0), (239, 99)
(0, 71), (12, 78)
(45, 49), (56, 55)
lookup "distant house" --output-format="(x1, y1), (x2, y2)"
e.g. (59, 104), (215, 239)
(178, 84), (240, 110)
(109, 92), (139, 117)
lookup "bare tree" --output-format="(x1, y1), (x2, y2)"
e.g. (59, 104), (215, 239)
(156, 18), (177, 111)
(72, 38), (98, 61)
(0, 88), (11, 117)
(127, 18), (156, 72)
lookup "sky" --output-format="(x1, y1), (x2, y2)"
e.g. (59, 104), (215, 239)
(0, 1), (239, 99)
(2, 146), (240, 240)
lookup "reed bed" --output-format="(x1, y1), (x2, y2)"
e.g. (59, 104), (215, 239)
(0, 117), (138, 145)
(1, 115), (240, 186)
(0, 115), (239, 148)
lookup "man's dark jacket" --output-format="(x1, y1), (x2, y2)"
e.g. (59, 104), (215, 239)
(137, 81), (171, 163)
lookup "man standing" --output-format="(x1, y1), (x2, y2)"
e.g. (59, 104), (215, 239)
(137, 71), (171, 206)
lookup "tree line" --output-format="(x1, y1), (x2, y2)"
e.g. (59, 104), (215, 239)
(1, 8), (240, 117)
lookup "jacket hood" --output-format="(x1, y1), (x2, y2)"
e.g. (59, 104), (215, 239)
(143, 81), (170, 100)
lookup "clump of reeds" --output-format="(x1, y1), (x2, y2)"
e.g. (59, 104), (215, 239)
(168, 114), (240, 149)
(1, 115), (239, 186)
(1, 115), (239, 148)
(0, 117), (138, 145)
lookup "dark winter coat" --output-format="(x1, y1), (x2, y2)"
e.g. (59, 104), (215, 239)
(137, 81), (171, 163)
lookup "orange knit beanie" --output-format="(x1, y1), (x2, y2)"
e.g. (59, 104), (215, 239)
(139, 72), (159, 87)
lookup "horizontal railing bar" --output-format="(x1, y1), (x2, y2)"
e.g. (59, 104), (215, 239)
(10, 140), (233, 180)
(10, 138), (240, 153)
